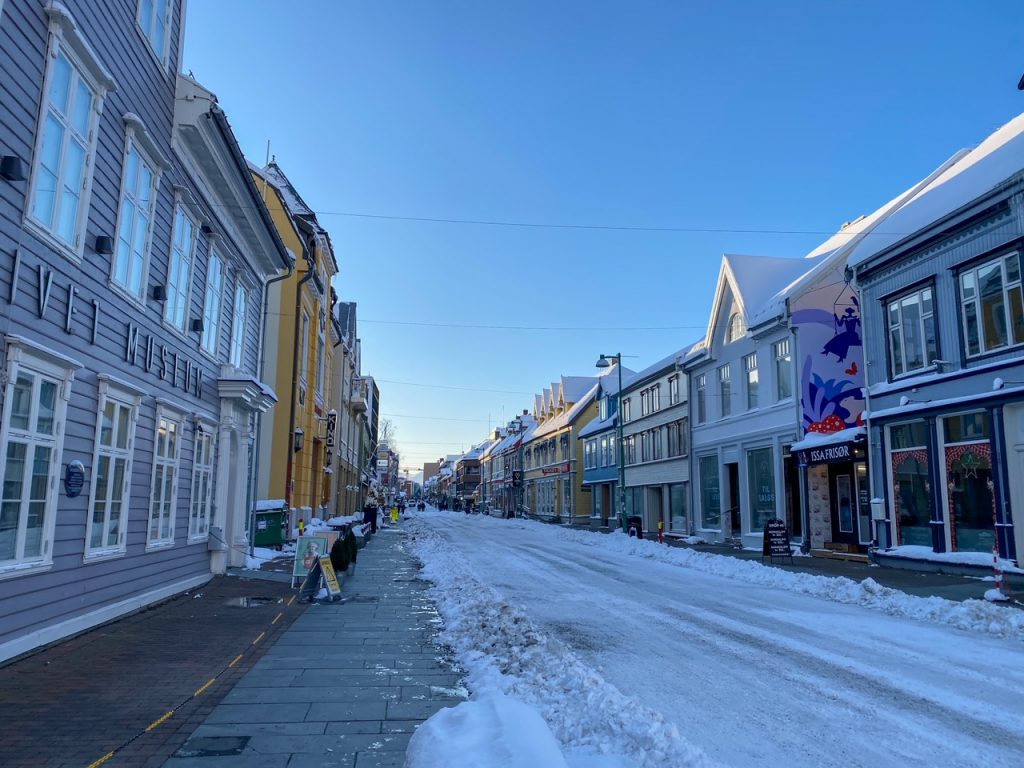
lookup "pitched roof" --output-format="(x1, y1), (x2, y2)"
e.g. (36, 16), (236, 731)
(847, 112), (1024, 268)
(623, 341), (702, 391)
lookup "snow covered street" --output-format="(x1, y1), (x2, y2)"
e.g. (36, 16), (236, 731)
(405, 511), (1024, 768)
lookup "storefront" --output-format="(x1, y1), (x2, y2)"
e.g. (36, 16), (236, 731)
(792, 427), (872, 555)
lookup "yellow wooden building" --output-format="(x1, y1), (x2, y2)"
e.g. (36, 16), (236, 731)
(251, 161), (340, 520)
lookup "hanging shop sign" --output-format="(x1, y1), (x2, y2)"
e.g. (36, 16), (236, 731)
(541, 463), (570, 475)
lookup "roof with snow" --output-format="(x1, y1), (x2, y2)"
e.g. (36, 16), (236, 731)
(532, 382), (600, 439)
(623, 342), (702, 391)
(848, 112), (1024, 269)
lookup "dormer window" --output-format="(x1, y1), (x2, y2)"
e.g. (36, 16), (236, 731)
(727, 312), (745, 343)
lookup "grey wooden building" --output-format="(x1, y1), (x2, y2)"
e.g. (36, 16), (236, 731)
(0, 0), (290, 662)
(848, 114), (1024, 569)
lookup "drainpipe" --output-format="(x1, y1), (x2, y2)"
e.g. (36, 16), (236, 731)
(248, 257), (294, 556)
(287, 223), (317, 514)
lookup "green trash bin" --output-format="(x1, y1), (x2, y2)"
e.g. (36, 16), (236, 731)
(253, 507), (285, 548)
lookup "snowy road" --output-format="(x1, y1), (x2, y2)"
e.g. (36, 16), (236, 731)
(406, 512), (1024, 768)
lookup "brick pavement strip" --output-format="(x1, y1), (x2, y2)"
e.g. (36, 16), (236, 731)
(164, 530), (466, 767)
(0, 574), (307, 768)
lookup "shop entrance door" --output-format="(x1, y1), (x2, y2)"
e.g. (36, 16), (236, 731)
(726, 463), (741, 537)
(828, 463), (860, 550)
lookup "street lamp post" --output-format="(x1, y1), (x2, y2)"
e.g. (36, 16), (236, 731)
(596, 353), (628, 532)
(511, 418), (525, 518)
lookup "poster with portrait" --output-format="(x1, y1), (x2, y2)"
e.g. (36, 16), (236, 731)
(293, 535), (330, 578)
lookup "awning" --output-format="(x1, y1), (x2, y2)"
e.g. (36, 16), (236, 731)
(791, 426), (865, 466)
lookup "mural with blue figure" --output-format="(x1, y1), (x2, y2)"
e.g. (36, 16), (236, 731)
(790, 279), (865, 435)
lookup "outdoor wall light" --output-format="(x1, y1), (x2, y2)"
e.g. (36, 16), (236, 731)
(152, 285), (167, 301)
(190, 318), (204, 333)
(95, 235), (114, 255)
(1, 156), (26, 181)
(293, 427), (304, 453)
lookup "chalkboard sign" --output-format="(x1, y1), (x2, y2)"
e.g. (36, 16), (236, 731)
(762, 518), (793, 564)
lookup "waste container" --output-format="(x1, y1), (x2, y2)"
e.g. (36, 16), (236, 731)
(253, 502), (286, 548)
(627, 515), (644, 539)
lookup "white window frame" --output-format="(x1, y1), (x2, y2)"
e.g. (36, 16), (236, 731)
(164, 199), (197, 334)
(744, 353), (759, 410)
(959, 252), (1023, 358)
(669, 375), (679, 405)
(315, 307), (326, 401)
(696, 373), (707, 423)
(229, 282), (248, 368)
(300, 309), (311, 387)
(85, 375), (143, 561)
(719, 365), (732, 418)
(147, 402), (183, 549)
(773, 340), (792, 402)
(137, 0), (173, 68)
(26, 6), (116, 260)
(0, 336), (80, 578)
(727, 312), (745, 343)
(201, 249), (224, 355)
(189, 421), (215, 542)
(887, 285), (937, 377)
(111, 126), (162, 302)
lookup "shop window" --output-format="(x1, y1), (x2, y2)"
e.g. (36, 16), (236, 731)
(943, 412), (994, 553)
(889, 421), (931, 547)
(698, 455), (720, 528)
(669, 483), (688, 532)
(747, 447), (775, 532)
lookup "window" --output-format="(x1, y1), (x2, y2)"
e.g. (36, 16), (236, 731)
(86, 378), (141, 558)
(138, 0), (171, 64)
(698, 455), (720, 528)
(585, 439), (596, 469)
(640, 431), (650, 462)
(0, 342), (78, 572)
(718, 365), (732, 418)
(960, 253), (1023, 357)
(669, 376), (680, 405)
(774, 340), (792, 401)
(650, 384), (660, 414)
(652, 427), (663, 460)
(608, 434), (616, 467)
(727, 312), (745, 343)
(888, 421), (932, 548)
(887, 286), (937, 376)
(696, 374), (706, 423)
(28, 28), (108, 255)
(190, 428), (214, 541)
(201, 251), (223, 354)
(315, 309), (326, 399)
(300, 310), (310, 385)
(744, 353), (759, 410)
(625, 435), (636, 465)
(165, 203), (196, 333)
(747, 447), (775, 532)
(148, 405), (182, 547)
(668, 419), (688, 458)
(622, 398), (631, 423)
(641, 390), (650, 417)
(229, 284), (248, 367)
(112, 139), (159, 300)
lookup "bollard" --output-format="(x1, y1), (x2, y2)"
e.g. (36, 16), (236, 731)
(658, 519), (664, 544)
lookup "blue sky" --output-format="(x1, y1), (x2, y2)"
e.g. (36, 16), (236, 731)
(184, 0), (1024, 470)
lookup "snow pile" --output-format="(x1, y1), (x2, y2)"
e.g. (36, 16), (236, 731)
(880, 544), (1023, 574)
(543, 522), (1024, 641)
(243, 545), (292, 570)
(406, 693), (570, 768)
(407, 524), (718, 768)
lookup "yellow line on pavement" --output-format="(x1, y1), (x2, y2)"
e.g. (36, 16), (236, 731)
(252, 630), (266, 645)
(145, 710), (174, 732)
(228, 653), (244, 668)
(194, 678), (216, 697)
(272, 611), (283, 625)
(85, 751), (115, 768)
(287, 595), (296, 606)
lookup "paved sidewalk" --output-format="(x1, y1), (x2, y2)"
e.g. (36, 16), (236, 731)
(0, 574), (304, 768)
(164, 528), (465, 768)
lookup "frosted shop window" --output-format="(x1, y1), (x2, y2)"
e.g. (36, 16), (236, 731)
(941, 412), (994, 553)
(888, 421), (932, 548)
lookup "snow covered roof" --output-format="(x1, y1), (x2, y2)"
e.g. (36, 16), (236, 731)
(578, 412), (616, 439)
(847, 112), (1024, 269)
(532, 382), (600, 439)
(623, 341), (702, 391)
(560, 375), (597, 404)
(790, 426), (866, 453)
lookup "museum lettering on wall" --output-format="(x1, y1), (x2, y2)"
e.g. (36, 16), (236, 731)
(5, 249), (204, 398)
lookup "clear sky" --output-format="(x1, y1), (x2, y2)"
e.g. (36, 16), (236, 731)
(183, 0), (1024, 470)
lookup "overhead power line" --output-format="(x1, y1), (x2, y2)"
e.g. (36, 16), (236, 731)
(374, 378), (533, 395)
(361, 319), (705, 331)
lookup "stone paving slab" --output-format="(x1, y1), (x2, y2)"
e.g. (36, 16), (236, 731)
(166, 529), (466, 766)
